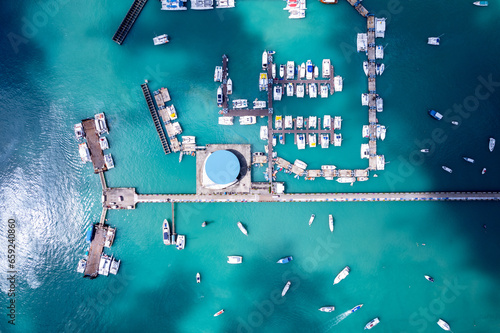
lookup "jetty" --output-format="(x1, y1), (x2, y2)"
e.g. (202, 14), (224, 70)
(82, 118), (106, 173)
(112, 0), (149, 45)
(141, 83), (171, 154)
(83, 223), (116, 279)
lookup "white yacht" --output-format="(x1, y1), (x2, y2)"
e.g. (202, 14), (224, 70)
(260, 126), (268, 140)
(281, 281), (291, 297)
(376, 97), (383, 112)
(320, 85), (329, 98)
(308, 116), (317, 128)
(309, 214), (315, 225)
(489, 137), (495, 152)
(196, 272), (201, 283)
(437, 319), (451, 331)
(321, 134), (330, 149)
(319, 306), (335, 312)
(308, 133), (317, 148)
(214, 66), (222, 82)
(361, 93), (369, 106)
(299, 62), (306, 78)
(337, 177), (356, 184)
(361, 144), (370, 159)
(285, 115), (293, 129)
(259, 72), (268, 91)
(296, 84), (305, 98)
(365, 318), (380, 330)
(309, 83), (317, 98)
(296, 116), (304, 129)
(237, 221), (248, 236)
(153, 34), (169, 45)
(363, 61), (368, 76)
(279, 64), (285, 78)
(376, 63), (385, 75)
(314, 66), (319, 78)
(323, 115), (331, 129)
(262, 50), (268, 70)
(233, 99), (248, 109)
(216, 86), (223, 106)
(357, 33), (368, 52)
(275, 115), (283, 129)
(442, 166), (453, 173)
(306, 60), (313, 80)
(297, 134), (306, 150)
(95, 113), (109, 135)
(218, 116), (234, 125)
(272, 63), (276, 79)
(253, 100), (266, 109)
(334, 76), (343, 92)
(380, 125), (386, 141)
(375, 45), (384, 59)
(227, 78), (233, 95)
(109, 257), (120, 275)
(79, 143), (91, 163)
(376, 124), (381, 139)
(176, 235), (185, 250)
(163, 219), (171, 245)
(375, 17), (386, 38)
(104, 154), (114, 169)
(362, 125), (369, 138)
(288, 9), (305, 19)
(286, 61), (295, 79)
(329, 214), (334, 232)
(74, 123), (85, 140)
(286, 82), (294, 96)
(161, 0), (188, 10)
(272, 135), (277, 147)
(166, 104), (177, 120)
(239, 116), (256, 125)
(227, 256), (242, 264)
(77, 258), (87, 273)
(334, 116), (342, 130)
(216, 0), (235, 8)
(377, 155), (385, 170)
(334, 133), (342, 146)
(98, 254), (112, 276)
(191, 0), (214, 10)
(428, 37), (440, 45)
(274, 85), (283, 101)
(322, 59), (331, 78)
(333, 266), (350, 285)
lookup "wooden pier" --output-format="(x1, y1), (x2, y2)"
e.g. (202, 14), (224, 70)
(141, 83), (171, 154)
(82, 118), (106, 173)
(112, 0), (148, 45)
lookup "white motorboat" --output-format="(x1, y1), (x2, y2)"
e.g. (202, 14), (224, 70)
(337, 177), (356, 184)
(333, 266), (350, 285)
(297, 133), (306, 150)
(380, 125), (386, 141)
(214, 66), (222, 82)
(95, 113), (108, 135)
(274, 85), (283, 101)
(109, 257), (120, 275)
(320, 85), (329, 98)
(306, 60), (313, 80)
(272, 63), (276, 79)
(375, 17), (386, 38)
(287, 82), (294, 96)
(308, 133), (316, 148)
(74, 123), (85, 140)
(375, 45), (384, 59)
(482, 168), (487, 174)
(323, 115), (331, 129)
(286, 61), (295, 79)
(463, 157), (474, 163)
(308, 116), (317, 128)
(196, 272), (201, 283)
(309, 83), (317, 98)
(424, 275), (434, 282)
(285, 115), (293, 129)
(489, 137), (495, 152)
(321, 134), (329, 149)
(218, 116), (234, 125)
(216, 86), (223, 106)
(473, 1), (488, 6)
(376, 125), (381, 139)
(227, 78), (233, 94)
(272, 135), (277, 147)
(299, 62), (306, 78)
(176, 235), (185, 250)
(104, 153), (114, 169)
(214, 309), (225, 317)
(166, 104), (177, 120)
(281, 281), (291, 297)
(362, 125), (369, 138)
(361, 144), (370, 159)
(319, 306), (335, 312)
(153, 34), (169, 45)
(259, 73), (268, 91)
(279, 64), (285, 78)
(260, 126), (268, 140)
(334, 76), (343, 92)
(421, 149), (429, 153)
(376, 63), (385, 75)
(363, 61), (368, 76)
(334, 116), (342, 130)
(98, 254), (112, 276)
(309, 214), (315, 226)
(322, 59), (331, 78)
(239, 116), (256, 125)
(428, 37), (440, 45)
(329, 214), (334, 232)
(364, 318), (380, 330)
(163, 219), (171, 245)
(357, 33), (367, 53)
(227, 255), (243, 264)
(361, 93), (369, 106)
(376, 97), (383, 112)
(442, 166), (452, 173)
(216, 0), (235, 8)
(296, 84), (305, 98)
(161, 0), (188, 10)
(237, 221), (248, 235)
(233, 99), (248, 109)
(79, 143), (91, 163)
(288, 9), (305, 19)
(334, 133), (342, 146)
(296, 116), (303, 129)
(275, 115), (283, 129)
(437, 319), (451, 331)
(253, 100), (266, 109)
(76, 259), (87, 273)
(314, 66), (319, 78)
(262, 50), (268, 70)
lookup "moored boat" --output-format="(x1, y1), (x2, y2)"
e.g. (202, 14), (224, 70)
(239, 116), (256, 125)
(376, 97), (383, 112)
(253, 100), (266, 109)
(104, 153), (114, 169)
(277, 256), (293, 264)
(297, 133), (305, 149)
(288, 9), (305, 19)
(296, 84), (305, 98)
(237, 221), (248, 235)
(272, 63), (276, 79)
(322, 59), (331, 78)
(260, 126), (268, 140)
(286, 61), (295, 79)
(176, 235), (185, 250)
(74, 123), (85, 140)
(296, 116), (304, 129)
(442, 166), (452, 173)
(287, 82), (294, 96)
(281, 281), (291, 297)
(320, 85), (329, 98)
(308, 133), (316, 148)
(334, 76), (343, 92)
(233, 99), (248, 109)
(333, 266), (350, 285)
(309, 83), (317, 98)
(362, 93), (369, 106)
(489, 137), (495, 152)
(95, 113), (108, 135)
(437, 318), (451, 331)
(274, 85), (283, 101)
(319, 306), (335, 312)
(279, 65), (285, 78)
(153, 34), (169, 45)
(376, 63), (385, 75)
(320, 0), (338, 3)
(77, 258), (87, 273)
(314, 66), (319, 78)
(380, 125), (386, 141)
(329, 214), (334, 232)
(334, 116), (342, 130)
(227, 78), (233, 94)
(262, 50), (268, 70)
(321, 134), (329, 149)
(334, 133), (342, 146)
(300, 62), (306, 78)
(216, 86), (223, 106)
(364, 317), (380, 330)
(375, 45), (384, 59)
(306, 60), (313, 80)
(227, 255), (242, 264)
(99, 137), (109, 150)
(109, 257), (120, 275)
(275, 115), (283, 129)
(285, 115), (293, 129)
(259, 73), (268, 91)
(363, 61), (368, 76)
(218, 116), (233, 125)
(163, 219), (171, 245)
(79, 143), (91, 163)
(98, 254), (112, 276)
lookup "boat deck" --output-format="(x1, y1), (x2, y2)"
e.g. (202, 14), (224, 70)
(82, 119), (106, 173)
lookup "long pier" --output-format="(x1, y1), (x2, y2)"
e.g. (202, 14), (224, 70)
(82, 118), (106, 173)
(112, 0), (148, 45)
(141, 83), (172, 154)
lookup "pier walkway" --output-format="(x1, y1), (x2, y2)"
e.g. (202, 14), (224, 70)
(141, 83), (171, 154)
(83, 224), (107, 278)
(112, 0), (148, 45)
(82, 118), (106, 173)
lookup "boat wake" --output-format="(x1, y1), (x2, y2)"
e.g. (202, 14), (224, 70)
(320, 309), (354, 331)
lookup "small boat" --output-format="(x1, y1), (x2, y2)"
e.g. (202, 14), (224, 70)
(308, 133), (316, 148)
(262, 50), (268, 70)
(274, 85), (283, 101)
(314, 66), (319, 78)
(424, 275), (434, 282)
(375, 45), (384, 59)
(299, 63), (306, 78)
(333, 266), (350, 285)
(451, 121), (459, 125)
(319, 306), (335, 312)
(79, 143), (91, 163)
(214, 309), (225, 317)
(437, 318), (451, 331)
(289, 9), (305, 19)
(272, 63), (276, 79)
(322, 59), (331, 78)
(286, 61), (295, 79)
(361, 93), (369, 106)
(421, 149), (429, 153)
(428, 37), (440, 45)
(463, 157), (475, 163)
(321, 134), (329, 149)
(218, 116), (233, 125)
(482, 168), (487, 174)
(153, 34), (169, 45)
(329, 214), (334, 232)
(176, 235), (185, 250)
(275, 115), (283, 129)
(163, 219), (171, 245)
(363, 61), (368, 76)
(296, 84), (305, 98)
(297, 133), (305, 150)
(196, 272), (201, 283)
(350, 304), (363, 313)
(227, 256), (242, 264)
(287, 82), (294, 96)
(237, 221), (248, 235)
(227, 78), (233, 95)
(76, 258), (87, 273)
(296, 116), (304, 129)
(428, 109), (443, 120)
(259, 73), (268, 91)
(306, 60), (313, 80)
(364, 317), (380, 330)
(279, 65), (285, 78)
(109, 257), (120, 275)
(320, 85), (329, 98)
(202, 221), (207, 227)
(253, 100), (266, 109)
(74, 123), (85, 140)
(233, 99), (248, 109)
(216, 86), (223, 106)
(94, 113), (108, 135)
(309, 83), (317, 98)
(239, 116), (256, 125)
(334, 76), (343, 92)
(376, 63), (385, 75)
(442, 166), (452, 173)
(277, 256), (293, 264)
(104, 153), (114, 169)
(376, 97), (383, 112)
(281, 281), (291, 297)
(380, 125), (386, 141)
(279, 133), (284, 145)
(473, 1), (488, 6)
(489, 137), (495, 152)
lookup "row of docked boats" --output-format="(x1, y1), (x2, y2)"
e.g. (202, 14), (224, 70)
(361, 124), (386, 141)
(273, 58), (339, 83)
(161, 0), (235, 10)
(362, 61), (385, 76)
(162, 219), (185, 250)
(273, 82), (340, 99)
(283, 0), (306, 19)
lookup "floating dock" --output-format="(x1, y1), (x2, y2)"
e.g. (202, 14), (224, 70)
(112, 0), (149, 45)
(82, 119), (107, 173)
(141, 83), (172, 154)
(83, 224), (116, 279)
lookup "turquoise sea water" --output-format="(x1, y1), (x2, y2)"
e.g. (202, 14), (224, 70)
(1, 0), (500, 332)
